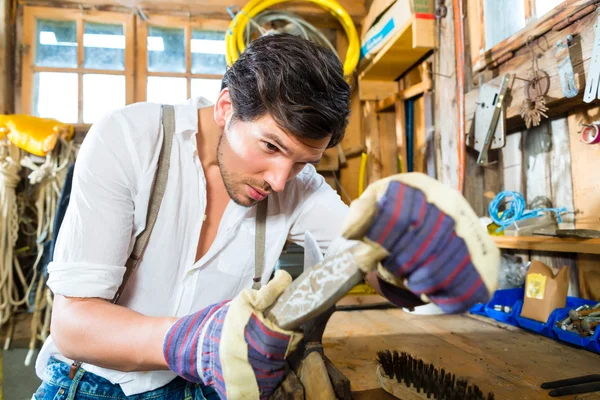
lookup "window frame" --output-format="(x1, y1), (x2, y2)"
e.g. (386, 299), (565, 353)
(21, 6), (135, 126)
(136, 14), (230, 103)
(467, 0), (579, 73)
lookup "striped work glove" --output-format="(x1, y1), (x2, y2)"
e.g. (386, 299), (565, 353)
(163, 270), (302, 399)
(341, 173), (500, 314)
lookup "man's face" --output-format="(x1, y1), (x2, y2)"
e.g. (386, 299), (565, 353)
(216, 112), (330, 207)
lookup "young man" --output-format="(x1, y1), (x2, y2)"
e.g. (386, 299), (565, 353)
(34, 33), (498, 400)
(34, 33), (352, 400)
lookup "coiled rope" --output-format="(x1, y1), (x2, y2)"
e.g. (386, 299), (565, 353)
(488, 190), (567, 232)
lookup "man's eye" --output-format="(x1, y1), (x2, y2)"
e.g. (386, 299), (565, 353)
(264, 142), (279, 152)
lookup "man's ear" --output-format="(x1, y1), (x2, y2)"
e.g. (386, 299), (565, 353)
(214, 88), (233, 129)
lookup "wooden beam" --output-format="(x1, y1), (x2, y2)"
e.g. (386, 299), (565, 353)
(435, 10), (460, 189)
(471, 0), (596, 73)
(18, 0), (367, 22)
(466, 8), (600, 133)
(493, 236), (600, 254)
(358, 80), (397, 101)
(376, 80), (432, 112)
(0, 0), (13, 114)
(364, 100), (381, 184)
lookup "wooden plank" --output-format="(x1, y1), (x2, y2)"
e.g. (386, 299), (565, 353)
(339, 91), (363, 203)
(463, 147), (485, 216)
(435, 9), (459, 189)
(471, 0), (596, 72)
(323, 309), (600, 397)
(493, 236), (600, 254)
(364, 101), (381, 184)
(377, 111), (399, 178)
(466, 6), (598, 133)
(358, 16), (435, 81)
(359, 81), (397, 101)
(0, 0), (13, 114)
(567, 107), (600, 301)
(394, 96), (408, 173)
(524, 122), (555, 267)
(577, 254), (600, 300)
(20, 0), (367, 21)
(501, 132), (524, 194)
(412, 95), (426, 173)
(375, 80), (432, 112)
(567, 107), (600, 229)
(466, 0), (485, 71)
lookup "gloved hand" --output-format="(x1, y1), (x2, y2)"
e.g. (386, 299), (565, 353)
(163, 270), (303, 399)
(341, 173), (500, 314)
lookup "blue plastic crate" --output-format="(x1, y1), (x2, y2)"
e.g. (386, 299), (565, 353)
(469, 302), (487, 316)
(551, 298), (600, 355)
(515, 300), (560, 339)
(483, 288), (523, 326)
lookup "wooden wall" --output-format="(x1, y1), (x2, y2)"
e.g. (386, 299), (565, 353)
(459, 1), (600, 300)
(0, 0), (14, 114)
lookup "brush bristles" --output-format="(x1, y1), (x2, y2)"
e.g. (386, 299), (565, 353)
(376, 350), (495, 400)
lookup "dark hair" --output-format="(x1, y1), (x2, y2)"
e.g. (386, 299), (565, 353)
(221, 33), (351, 148)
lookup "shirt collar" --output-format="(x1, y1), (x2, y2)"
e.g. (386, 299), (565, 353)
(174, 96), (214, 136)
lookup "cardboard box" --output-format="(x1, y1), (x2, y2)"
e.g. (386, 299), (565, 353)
(520, 261), (569, 323)
(360, 0), (435, 61)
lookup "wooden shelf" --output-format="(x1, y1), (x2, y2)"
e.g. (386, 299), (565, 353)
(358, 15), (435, 81)
(492, 236), (600, 254)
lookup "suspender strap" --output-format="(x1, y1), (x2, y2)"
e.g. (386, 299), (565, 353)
(253, 198), (267, 290)
(69, 104), (175, 379)
(113, 104), (175, 304)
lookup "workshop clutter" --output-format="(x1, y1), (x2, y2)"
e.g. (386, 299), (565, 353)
(470, 287), (600, 355)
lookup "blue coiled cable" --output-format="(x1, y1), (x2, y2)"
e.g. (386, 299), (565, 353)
(488, 191), (567, 232)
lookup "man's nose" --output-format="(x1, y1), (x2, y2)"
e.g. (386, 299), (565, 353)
(264, 162), (293, 192)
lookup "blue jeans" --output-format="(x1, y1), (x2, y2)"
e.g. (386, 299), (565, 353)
(33, 357), (220, 400)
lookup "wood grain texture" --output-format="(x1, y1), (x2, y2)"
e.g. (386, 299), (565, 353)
(434, 12), (460, 189)
(0, 0), (13, 114)
(493, 236), (600, 254)
(20, 0), (367, 21)
(323, 309), (600, 398)
(298, 352), (337, 400)
(466, 6), (599, 133)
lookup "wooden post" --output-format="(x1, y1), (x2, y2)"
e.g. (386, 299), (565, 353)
(0, 0), (14, 114)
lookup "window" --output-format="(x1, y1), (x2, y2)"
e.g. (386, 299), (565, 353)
(22, 7), (134, 124)
(137, 15), (229, 106)
(468, 0), (568, 71)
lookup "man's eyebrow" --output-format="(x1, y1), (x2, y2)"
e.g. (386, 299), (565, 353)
(263, 133), (290, 153)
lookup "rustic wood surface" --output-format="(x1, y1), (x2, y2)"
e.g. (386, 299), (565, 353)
(323, 308), (600, 399)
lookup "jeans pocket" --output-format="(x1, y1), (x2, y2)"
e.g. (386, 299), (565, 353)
(32, 381), (69, 400)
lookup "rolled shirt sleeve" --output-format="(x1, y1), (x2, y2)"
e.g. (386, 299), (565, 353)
(47, 104), (159, 299)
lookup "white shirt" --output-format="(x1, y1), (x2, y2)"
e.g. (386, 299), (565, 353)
(36, 97), (349, 395)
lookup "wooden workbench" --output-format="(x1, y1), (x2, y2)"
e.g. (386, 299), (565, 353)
(323, 309), (600, 400)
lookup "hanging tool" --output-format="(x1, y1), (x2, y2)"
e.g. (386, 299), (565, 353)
(467, 81), (507, 154)
(555, 35), (579, 98)
(541, 374), (600, 397)
(584, 7), (600, 103)
(477, 74), (511, 166)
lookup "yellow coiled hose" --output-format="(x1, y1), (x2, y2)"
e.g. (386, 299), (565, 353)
(225, 0), (360, 78)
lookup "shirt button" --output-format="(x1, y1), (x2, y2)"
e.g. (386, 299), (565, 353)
(203, 214), (207, 221)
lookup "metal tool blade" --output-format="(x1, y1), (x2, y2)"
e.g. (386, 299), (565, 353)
(303, 231), (324, 272)
(584, 8), (600, 103)
(555, 36), (579, 98)
(266, 244), (369, 330)
(477, 74), (511, 166)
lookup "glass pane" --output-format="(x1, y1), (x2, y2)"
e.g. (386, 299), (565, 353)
(33, 72), (78, 123)
(147, 76), (187, 105)
(147, 26), (185, 73)
(84, 22), (125, 70)
(191, 30), (226, 74)
(484, 0), (525, 50)
(35, 19), (77, 68)
(535, 0), (565, 18)
(83, 74), (126, 123)
(191, 78), (222, 104)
